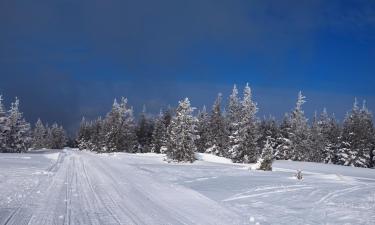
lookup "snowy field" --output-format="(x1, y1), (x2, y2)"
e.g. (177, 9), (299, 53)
(0, 149), (374, 225)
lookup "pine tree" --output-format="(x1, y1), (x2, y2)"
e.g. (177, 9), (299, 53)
(227, 85), (242, 159)
(166, 98), (197, 162)
(102, 98), (137, 152)
(338, 99), (374, 167)
(309, 112), (325, 162)
(0, 95), (9, 152)
(5, 97), (31, 152)
(136, 106), (154, 153)
(77, 117), (90, 150)
(232, 83), (259, 163)
(318, 109), (341, 164)
(49, 123), (67, 149)
(195, 106), (210, 153)
(32, 118), (47, 149)
(289, 91), (310, 161)
(257, 138), (274, 171)
(258, 116), (279, 155)
(151, 110), (168, 153)
(207, 93), (229, 157)
(275, 114), (293, 160)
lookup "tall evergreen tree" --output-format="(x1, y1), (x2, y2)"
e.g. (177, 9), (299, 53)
(309, 112), (325, 162)
(207, 93), (229, 157)
(227, 85), (242, 158)
(136, 106), (154, 153)
(166, 98), (197, 162)
(275, 114), (293, 160)
(289, 91), (310, 161)
(195, 106), (210, 153)
(151, 110), (168, 153)
(102, 98), (137, 152)
(338, 99), (374, 167)
(5, 97), (31, 152)
(32, 118), (47, 149)
(49, 123), (67, 149)
(0, 95), (9, 152)
(232, 83), (259, 163)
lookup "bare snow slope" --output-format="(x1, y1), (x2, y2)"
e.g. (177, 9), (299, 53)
(0, 150), (374, 225)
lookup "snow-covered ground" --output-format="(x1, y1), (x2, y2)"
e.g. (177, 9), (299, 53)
(0, 149), (374, 225)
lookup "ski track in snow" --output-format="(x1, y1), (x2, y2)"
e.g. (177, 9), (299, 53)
(0, 150), (240, 225)
(0, 150), (375, 224)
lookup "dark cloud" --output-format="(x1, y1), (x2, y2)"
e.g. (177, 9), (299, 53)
(0, 0), (374, 134)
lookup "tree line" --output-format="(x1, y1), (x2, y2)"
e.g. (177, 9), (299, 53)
(0, 95), (67, 152)
(77, 84), (375, 168)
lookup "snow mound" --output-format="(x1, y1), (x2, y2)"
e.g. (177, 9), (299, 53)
(43, 152), (60, 161)
(194, 153), (233, 164)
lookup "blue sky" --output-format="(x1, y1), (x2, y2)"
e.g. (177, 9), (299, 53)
(0, 0), (374, 133)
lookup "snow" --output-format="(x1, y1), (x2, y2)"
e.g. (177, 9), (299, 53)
(195, 152), (233, 164)
(43, 152), (60, 161)
(0, 149), (375, 224)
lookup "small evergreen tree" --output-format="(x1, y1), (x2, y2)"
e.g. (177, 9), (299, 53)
(257, 139), (274, 171)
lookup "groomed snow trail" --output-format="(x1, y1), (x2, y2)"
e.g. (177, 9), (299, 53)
(0, 150), (240, 225)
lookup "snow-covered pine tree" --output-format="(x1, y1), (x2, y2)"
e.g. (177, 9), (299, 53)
(257, 138), (274, 171)
(151, 110), (168, 153)
(309, 112), (325, 162)
(49, 123), (67, 149)
(77, 117), (90, 150)
(232, 83), (259, 163)
(338, 99), (374, 167)
(289, 91), (310, 161)
(318, 109), (341, 164)
(89, 118), (104, 152)
(5, 97), (31, 153)
(102, 98), (137, 152)
(136, 106), (154, 153)
(258, 116), (279, 155)
(195, 106), (210, 153)
(227, 85), (242, 159)
(166, 98), (197, 162)
(32, 118), (47, 149)
(0, 95), (9, 152)
(207, 93), (229, 157)
(275, 114), (293, 160)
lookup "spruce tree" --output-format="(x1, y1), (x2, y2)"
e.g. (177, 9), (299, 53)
(207, 93), (229, 157)
(0, 95), (9, 152)
(289, 92), (310, 161)
(49, 123), (67, 149)
(166, 98), (197, 162)
(5, 97), (31, 152)
(258, 139), (274, 171)
(338, 99), (374, 167)
(275, 114), (293, 160)
(151, 110), (168, 153)
(136, 106), (154, 153)
(195, 106), (210, 153)
(232, 83), (259, 163)
(227, 85), (242, 159)
(32, 118), (46, 149)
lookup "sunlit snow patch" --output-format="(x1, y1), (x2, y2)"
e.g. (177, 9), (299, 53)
(194, 153), (233, 164)
(43, 152), (60, 161)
